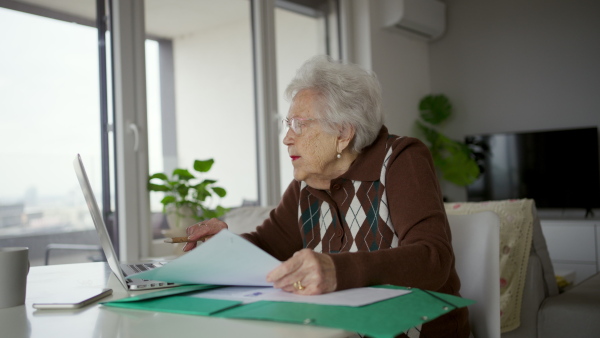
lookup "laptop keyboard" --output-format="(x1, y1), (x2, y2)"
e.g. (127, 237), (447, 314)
(124, 261), (167, 275)
(130, 263), (155, 273)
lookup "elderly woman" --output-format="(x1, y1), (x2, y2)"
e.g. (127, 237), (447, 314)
(184, 56), (470, 337)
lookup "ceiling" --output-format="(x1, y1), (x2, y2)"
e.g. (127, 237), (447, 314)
(12, 0), (249, 39)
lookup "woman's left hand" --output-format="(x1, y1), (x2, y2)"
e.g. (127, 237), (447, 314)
(266, 249), (337, 295)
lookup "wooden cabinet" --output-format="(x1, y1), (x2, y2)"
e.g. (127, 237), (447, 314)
(540, 220), (599, 285)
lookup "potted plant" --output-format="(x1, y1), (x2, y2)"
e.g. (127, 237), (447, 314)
(148, 159), (229, 235)
(415, 94), (484, 186)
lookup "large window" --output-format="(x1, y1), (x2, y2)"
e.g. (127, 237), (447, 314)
(0, 4), (103, 265)
(1, 0), (341, 262)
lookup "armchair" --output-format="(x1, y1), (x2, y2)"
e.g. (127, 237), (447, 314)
(446, 199), (600, 338)
(447, 211), (501, 338)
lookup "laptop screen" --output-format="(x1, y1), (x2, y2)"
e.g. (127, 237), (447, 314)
(73, 154), (128, 288)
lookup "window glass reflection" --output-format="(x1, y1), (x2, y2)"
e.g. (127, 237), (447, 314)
(0, 7), (102, 265)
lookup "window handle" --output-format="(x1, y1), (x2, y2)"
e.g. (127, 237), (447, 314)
(128, 123), (139, 152)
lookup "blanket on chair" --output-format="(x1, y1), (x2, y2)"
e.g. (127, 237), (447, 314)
(445, 199), (534, 333)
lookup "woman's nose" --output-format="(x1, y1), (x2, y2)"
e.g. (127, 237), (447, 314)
(282, 128), (294, 146)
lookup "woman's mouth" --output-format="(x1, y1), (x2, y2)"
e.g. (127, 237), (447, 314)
(290, 156), (300, 161)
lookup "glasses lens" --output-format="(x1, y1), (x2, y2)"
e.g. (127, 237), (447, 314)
(281, 118), (291, 135)
(281, 118), (302, 135)
(291, 118), (301, 134)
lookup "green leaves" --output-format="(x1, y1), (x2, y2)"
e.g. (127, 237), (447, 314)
(148, 183), (170, 192)
(194, 159), (214, 173)
(419, 94), (452, 125)
(172, 168), (194, 180)
(212, 187), (227, 198)
(415, 94), (480, 187)
(148, 158), (229, 221)
(160, 195), (176, 205)
(429, 134), (480, 186)
(415, 121), (441, 147)
(149, 173), (168, 181)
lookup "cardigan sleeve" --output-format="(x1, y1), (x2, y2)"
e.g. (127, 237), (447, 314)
(240, 180), (304, 262)
(329, 137), (456, 292)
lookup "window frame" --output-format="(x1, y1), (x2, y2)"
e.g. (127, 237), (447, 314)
(110, 0), (151, 261)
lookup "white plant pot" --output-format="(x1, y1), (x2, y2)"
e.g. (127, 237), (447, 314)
(165, 205), (199, 229)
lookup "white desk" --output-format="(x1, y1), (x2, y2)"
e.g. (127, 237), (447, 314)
(0, 262), (351, 338)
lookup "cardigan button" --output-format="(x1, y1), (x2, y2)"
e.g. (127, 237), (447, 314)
(332, 184), (341, 190)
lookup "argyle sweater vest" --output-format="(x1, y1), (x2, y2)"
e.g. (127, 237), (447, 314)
(297, 137), (402, 253)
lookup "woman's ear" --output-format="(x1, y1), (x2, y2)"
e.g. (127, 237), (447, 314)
(337, 124), (355, 153)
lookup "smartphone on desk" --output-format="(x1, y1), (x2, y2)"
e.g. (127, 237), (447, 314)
(33, 288), (113, 310)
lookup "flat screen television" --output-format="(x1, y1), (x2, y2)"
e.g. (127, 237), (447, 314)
(465, 127), (600, 212)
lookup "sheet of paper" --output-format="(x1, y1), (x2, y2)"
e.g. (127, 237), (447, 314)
(128, 230), (281, 286)
(190, 286), (411, 307)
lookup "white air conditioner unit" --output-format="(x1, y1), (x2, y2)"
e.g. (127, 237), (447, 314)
(380, 0), (446, 41)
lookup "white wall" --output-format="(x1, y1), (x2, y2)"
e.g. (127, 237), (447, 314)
(174, 18), (257, 208)
(347, 0), (432, 138)
(428, 0), (600, 201)
(430, 0), (600, 137)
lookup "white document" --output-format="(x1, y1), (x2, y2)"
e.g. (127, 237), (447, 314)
(128, 230), (281, 286)
(190, 286), (411, 307)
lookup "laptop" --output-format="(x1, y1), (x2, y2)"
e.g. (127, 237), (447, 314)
(73, 154), (179, 290)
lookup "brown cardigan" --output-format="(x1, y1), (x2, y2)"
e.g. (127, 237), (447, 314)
(242, 126), (470, 337)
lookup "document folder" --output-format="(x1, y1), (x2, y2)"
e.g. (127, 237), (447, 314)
(103, 285), (474, 338)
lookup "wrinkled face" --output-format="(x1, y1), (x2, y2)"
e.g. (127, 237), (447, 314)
(283, 90), (339, 187)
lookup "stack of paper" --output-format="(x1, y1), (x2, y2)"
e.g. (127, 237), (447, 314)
(129, 229), (280, 286)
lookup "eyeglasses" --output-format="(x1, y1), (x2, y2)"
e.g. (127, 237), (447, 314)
(281, 117), (319, 135)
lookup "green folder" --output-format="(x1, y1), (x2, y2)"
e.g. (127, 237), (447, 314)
(103, 285), (474, 338)
(103, 284), (237, 316)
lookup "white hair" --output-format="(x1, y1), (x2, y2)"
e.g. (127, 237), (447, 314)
(284, 55), (384, 153)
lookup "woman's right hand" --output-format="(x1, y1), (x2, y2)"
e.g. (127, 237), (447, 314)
(182, 218), (228, 252)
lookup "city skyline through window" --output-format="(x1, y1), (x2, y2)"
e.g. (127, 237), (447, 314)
(0, 7), (100, 238)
